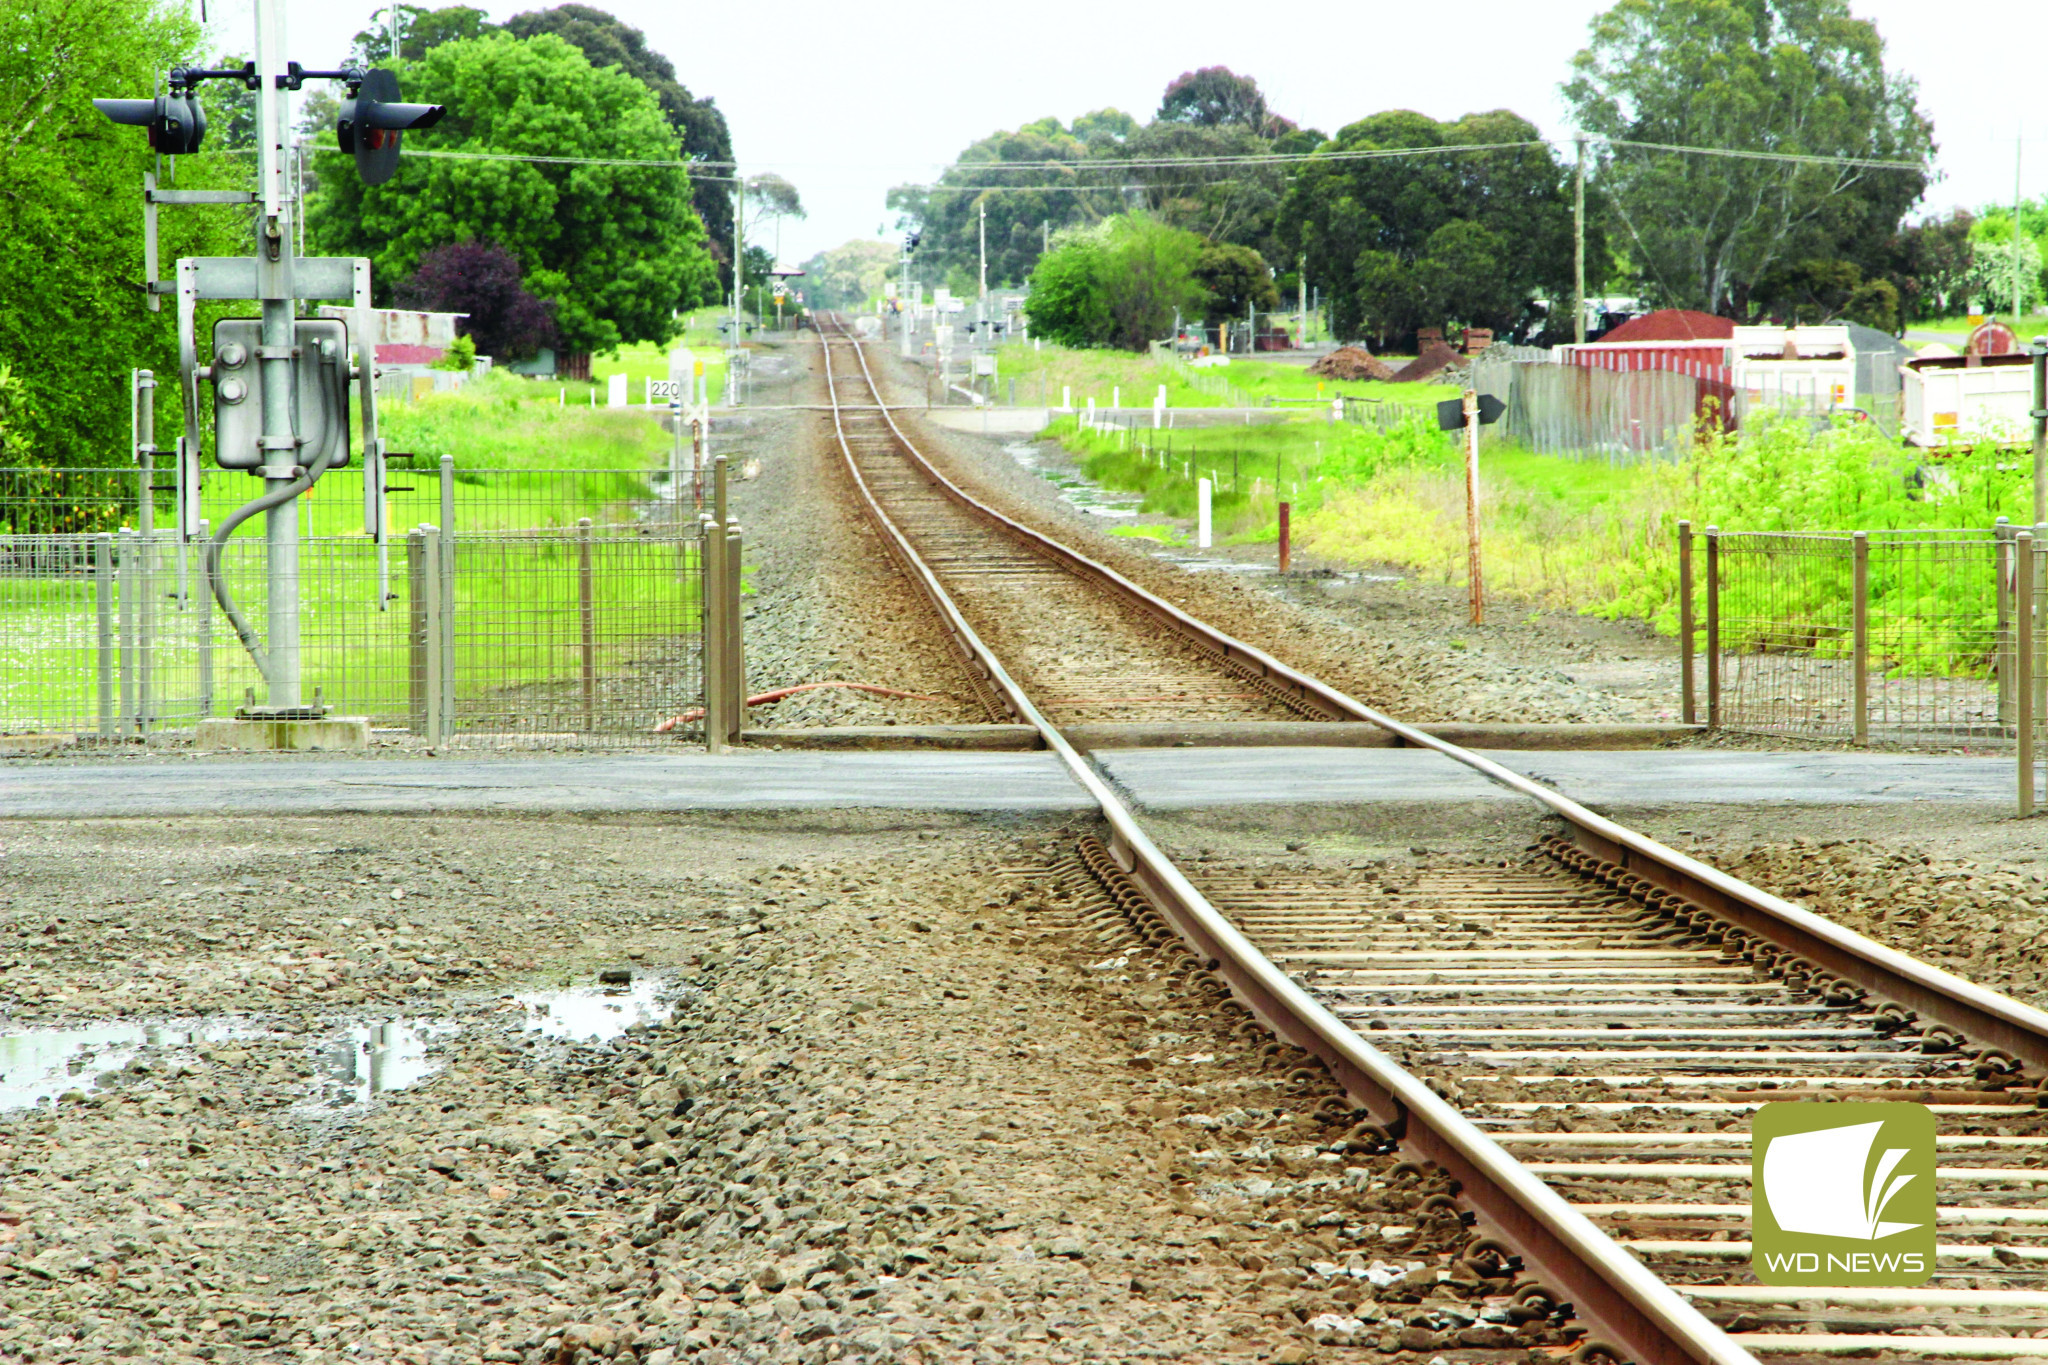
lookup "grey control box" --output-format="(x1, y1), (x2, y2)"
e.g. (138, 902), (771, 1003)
(210, 318), (352, 471)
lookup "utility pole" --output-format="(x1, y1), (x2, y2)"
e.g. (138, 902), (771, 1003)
(255, 0), (301, 707)
(1298, 254), (1308, 349)
(2016, 135), (2027, 329)
(979, 201), (988, 302)
(1574, 136), (1588, 346)
(1042, 219), (1049, 255)
(730, 176), (743, 403)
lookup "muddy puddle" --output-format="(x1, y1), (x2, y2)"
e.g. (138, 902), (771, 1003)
(1, 976), (683, 1113)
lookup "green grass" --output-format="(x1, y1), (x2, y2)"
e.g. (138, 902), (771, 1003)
(991, 342), (1462, 413)
(1909, 312), (2048, 337)
(1050, 404), (2038, 677)
(1109, 523), (1189, 547)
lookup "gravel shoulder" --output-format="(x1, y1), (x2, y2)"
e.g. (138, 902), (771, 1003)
(0, 813), (1522, 1365)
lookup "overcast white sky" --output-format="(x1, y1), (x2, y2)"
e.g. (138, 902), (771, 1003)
(217, 0), (2048, 263)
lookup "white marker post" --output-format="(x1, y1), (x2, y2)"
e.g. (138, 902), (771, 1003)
(1062, 384), (1071, 411)
(1197, 478), (1213, 549)
(607, 374), (628, 408)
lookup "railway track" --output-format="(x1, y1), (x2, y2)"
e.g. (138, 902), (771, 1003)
(815, 316), (2048, 1364)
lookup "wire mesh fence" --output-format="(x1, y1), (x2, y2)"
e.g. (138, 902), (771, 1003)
(0, 482), (711, 749)
(1683, 525), (2009, 746)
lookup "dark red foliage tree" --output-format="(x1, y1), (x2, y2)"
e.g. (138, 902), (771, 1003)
(397, 240), (557, 361)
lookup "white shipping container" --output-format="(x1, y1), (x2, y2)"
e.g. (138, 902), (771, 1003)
(1731, 326), (1856, 413)
(1900, 354), (2036, 449)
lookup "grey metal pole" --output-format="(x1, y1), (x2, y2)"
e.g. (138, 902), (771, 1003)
(1999, 517), (2016, 727)
(1677, 520), (1695, 725)
(1852, 531), (1869, 746)
(421, 525), (442, 745)
(254, 0), (302, 710)
(135, 369), (157, 731)
(2031, 339), (2047, 526)
(578, 517), (596, 732)
(407, 528), (425, 734)
(118, 528), (137, 734)
(2020, 531), (2035, 817)
(196, 517), (213, 719)
(95, 532), (115, 739)
(438, 456), (455, 729)
(1705, 525), (1721, 729)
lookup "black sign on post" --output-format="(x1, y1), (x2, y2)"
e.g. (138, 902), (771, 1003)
(1437, 393), (1507, 431)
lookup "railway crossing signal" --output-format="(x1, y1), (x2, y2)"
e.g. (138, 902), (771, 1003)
(1437, 392), (1505, 430)
(92, 90), (208, 155)
(336, 67), (445, 185)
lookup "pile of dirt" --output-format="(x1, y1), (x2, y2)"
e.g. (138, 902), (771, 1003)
(1600, 308), (1733, 343)
(1308, 345), (1394, 381)
(1389, 340), (1463, 383)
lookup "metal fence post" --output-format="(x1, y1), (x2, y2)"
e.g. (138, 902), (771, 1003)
(2037, 531), (2048, 758)
(1678, 520), (1695, 725)
(94, 532), (115, 739)
(407, 527), (427, 735)
(2019, 531), (2034, 817)
(421, 525), (443, 745)
(196, 517), (213, 720)
(117, 528), (137, 735)
(439, 458), (456, 733)
(700, 514), (726, 753)
(726, 521), (745, 746)
(1998, 518), (2015, 727)
(1705, 525), (1721, 729)
(1852, 531), (1869, 746)
(578, 517), (596, 732)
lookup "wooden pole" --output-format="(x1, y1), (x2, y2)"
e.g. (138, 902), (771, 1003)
(1678, 520), (1695, 725)
(1463, 389), (1484, 625)
(1277, 503), (1291, 574)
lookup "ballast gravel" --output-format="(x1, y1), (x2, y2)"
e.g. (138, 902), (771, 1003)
(0, 816), (1557, 1365)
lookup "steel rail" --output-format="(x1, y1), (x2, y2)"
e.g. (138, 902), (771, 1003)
(820, 320), (2048, 1080)
(816, 318), (1756, 1365)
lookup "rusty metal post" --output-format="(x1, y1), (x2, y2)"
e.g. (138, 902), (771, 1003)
(1277, 502), (1291, 574)
(1852, 531), (1869, 746)
(1678, 520), (1695, 725)
(1705, 525), (1721, 729)
(578, 517), (596, 732)
(1463, 388), (1483, 625)
(2019, 531), (2035, 817)
(691, 417), (706, 511)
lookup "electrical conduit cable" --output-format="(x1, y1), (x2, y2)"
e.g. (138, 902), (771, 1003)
(205, 346), (348, 682)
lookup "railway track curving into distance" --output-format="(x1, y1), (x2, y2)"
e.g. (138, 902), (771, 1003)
(816, 315), (2048, 1364)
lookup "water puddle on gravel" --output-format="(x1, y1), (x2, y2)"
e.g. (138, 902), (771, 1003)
(0, 1019), (258, 1110)
(4, 978), (681, 1114)
(306, 1018), (461, 1110)
(518, 977), (676, 1042)
(1002, 440), (1141, 519)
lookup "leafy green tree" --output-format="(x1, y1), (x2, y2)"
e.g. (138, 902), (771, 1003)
(1281, 109), (1588, 345)
(0, 0), (248, 470)
(1024, 215), (1204, 351)
(1964, 213), (2044, 316)
(1119, 122), (1286, 253)
(1868, 210), (1975, 323)
(502, 5), (735, 285)
(1565, 0), (1933, 316)
(1157, 67), (1271, 131)
(307, 32), (716, 356)
(797, 240), (899, 311)
(1192, 243), (1278, 321)
(1023, 233), (1110, 347)
(889, 116), (1128, 291)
